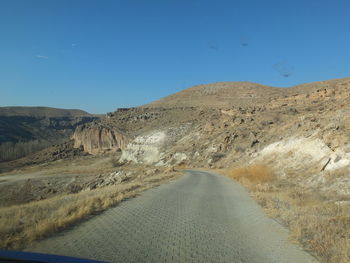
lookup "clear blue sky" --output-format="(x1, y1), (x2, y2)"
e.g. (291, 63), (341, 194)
(1, 0), (350, 113)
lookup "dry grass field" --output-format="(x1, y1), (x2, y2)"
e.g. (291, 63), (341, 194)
(225, 165), (350, 263)
(227, 165), (274, 184)
(0, 172), (180, 250)
(0, 157), (181, 250)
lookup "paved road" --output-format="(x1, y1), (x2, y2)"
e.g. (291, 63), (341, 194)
(27, 170), (317, 263)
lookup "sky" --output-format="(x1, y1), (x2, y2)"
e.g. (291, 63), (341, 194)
(1, 0), (350, 113)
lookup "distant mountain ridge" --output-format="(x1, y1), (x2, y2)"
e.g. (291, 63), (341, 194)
(0, 106), (92, 118)
(0, 106), (98, 161)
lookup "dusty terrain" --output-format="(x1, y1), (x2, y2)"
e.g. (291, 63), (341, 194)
(1, 77), (350, 262)
(0, 151), (178, 207)
(0, 152), (179, 249)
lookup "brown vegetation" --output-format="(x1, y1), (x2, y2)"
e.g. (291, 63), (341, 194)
(254, 186), (350, 263)
(0, 171), (179, 250)
(0, 140), (62, 162)
(227, 165), (274, 183)
(225, 165), (350, 263)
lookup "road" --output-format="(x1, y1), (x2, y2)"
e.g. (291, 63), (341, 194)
(27, 170), (317, 263)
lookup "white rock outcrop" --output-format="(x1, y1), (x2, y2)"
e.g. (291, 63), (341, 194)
(120, 131), (166, 164)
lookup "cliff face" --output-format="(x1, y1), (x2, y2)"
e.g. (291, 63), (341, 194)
(71, 107), (216, 159)
(72, 124), (129, 154)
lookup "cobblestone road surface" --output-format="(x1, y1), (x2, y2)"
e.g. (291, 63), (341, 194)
(27, 170), (317, 263)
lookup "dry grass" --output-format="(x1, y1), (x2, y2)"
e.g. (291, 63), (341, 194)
(224, 164), (350, 263)
(227, 165), (274, 183)
(0, 172), (179, 250)
(1, 154), (117, 178)
(253, 187), (350, 263)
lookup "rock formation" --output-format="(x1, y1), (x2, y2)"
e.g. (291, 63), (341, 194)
(72, 124), (129, 154)
(70, 77), (350, 173)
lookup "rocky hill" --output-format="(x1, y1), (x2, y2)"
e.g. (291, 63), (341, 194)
(145, 82), (283, 108)
(72, 77), (350, 163)
(5, 78), (349, 194)
(144, 79), (347, 108)
(71, 76), (350, 198)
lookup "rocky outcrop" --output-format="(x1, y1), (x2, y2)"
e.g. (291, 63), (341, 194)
(120, 131), (166, 164)
(71, 77), (350, 168)
(72, 124), (129, 154)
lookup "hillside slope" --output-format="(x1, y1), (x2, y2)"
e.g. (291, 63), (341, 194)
(145, 82), (282, 108)
(73, 77), (350, 166)
(144, 78), (350, 108)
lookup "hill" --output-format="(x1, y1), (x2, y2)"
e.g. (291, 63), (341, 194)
(71, 77), (350, 262)
(144, 78), (350, 108)
(72, 77), (350, 156)
(0, 106), (98, 161)
(145, 82), (283, 108)
(0, 106), (92, 118)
